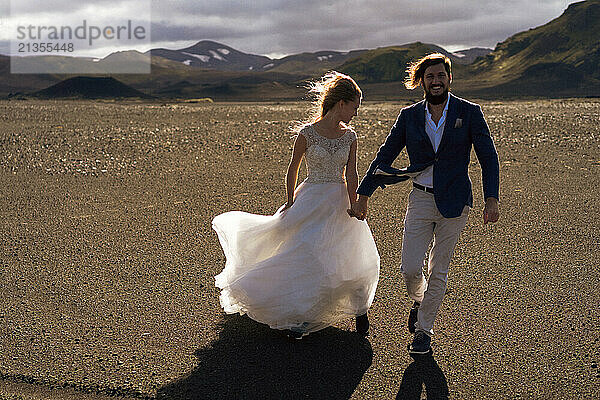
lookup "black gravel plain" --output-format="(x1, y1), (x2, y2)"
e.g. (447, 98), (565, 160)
(0, 99), (599, 399)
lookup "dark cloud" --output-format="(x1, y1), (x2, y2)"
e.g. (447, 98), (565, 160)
(147, 0), (579, 55)
(2, 0), (580, 57)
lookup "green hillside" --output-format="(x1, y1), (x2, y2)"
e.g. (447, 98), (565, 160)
(338, 42), (465, 83)
(469, 0), (600, 94)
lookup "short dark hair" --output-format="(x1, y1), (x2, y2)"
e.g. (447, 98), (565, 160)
(404, 53), (452, 90)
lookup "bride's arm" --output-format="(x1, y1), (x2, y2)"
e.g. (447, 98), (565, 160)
(282, 134), (307, 210)
(345, 139), (359, 206)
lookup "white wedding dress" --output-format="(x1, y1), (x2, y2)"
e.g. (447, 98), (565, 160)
(213, 124), (380, 334)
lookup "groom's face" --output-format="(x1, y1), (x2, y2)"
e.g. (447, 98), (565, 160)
(422, 63), (451, 104)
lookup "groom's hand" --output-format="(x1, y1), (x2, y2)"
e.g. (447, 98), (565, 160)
(348, 196), (369, 220)
(483, 197), (499, 224)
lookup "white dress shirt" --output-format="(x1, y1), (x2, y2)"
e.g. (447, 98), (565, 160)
(413, 95), (449, 189)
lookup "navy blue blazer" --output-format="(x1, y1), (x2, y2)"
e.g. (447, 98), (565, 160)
(357, 93), (500, 218)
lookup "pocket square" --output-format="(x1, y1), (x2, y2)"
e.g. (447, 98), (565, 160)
(454, 118), (463, 129)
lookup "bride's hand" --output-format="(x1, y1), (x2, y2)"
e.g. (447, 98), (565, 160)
(348, 197), (368, 220)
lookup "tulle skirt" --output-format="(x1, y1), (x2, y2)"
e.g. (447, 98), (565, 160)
(212, 181), (380, 334)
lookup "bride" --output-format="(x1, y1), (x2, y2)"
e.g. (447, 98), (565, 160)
(212, 71), (380, 339)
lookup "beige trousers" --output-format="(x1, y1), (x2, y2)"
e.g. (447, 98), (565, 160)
(401, 188), (469, 336)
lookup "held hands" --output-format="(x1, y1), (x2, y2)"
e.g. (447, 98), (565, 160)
(483, 197), (499, 224)
(347, 196), (368, 220)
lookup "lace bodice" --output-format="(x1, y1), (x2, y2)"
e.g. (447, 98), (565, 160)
(299, 125), (356, 184)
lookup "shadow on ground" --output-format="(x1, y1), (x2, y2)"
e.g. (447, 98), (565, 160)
(396, 353), (448, 400)
(156, 314), (373, 400)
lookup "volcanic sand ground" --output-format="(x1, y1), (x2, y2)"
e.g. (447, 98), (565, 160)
(0, 99), (599, 399)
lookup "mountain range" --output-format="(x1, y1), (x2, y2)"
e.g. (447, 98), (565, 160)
(3, 0), (599, 100)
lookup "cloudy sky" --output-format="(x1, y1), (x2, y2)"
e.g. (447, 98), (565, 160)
(1, 0), (582, 58)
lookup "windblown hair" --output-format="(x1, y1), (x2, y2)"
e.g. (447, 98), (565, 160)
(404, 53), (452, 90)
(292, 71), (361, 133)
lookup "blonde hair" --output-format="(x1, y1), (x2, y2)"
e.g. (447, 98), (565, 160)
(404, 53), (451, 90)
(293, 71), (361, 133)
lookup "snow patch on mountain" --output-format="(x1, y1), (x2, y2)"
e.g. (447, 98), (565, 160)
(218, 48), (230, 55)
(263, 63), (274, 69)
(182, 52), (210, 62)
(182, 59), (192, 65)
(209, 50), (227, 61)
(317, 55), (334, 61)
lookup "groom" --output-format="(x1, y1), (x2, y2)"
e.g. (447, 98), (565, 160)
(350, 53), (499, 354)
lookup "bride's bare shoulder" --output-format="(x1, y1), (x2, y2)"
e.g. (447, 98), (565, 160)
(297, 123), (314, 135)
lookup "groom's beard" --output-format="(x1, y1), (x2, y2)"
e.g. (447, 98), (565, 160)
(425, 89), (449, 105)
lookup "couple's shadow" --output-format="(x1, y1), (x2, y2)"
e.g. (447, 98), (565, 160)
(396, 352), (449, 400)
(156, 314), (373, 399)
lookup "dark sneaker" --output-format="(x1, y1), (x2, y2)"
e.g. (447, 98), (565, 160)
(408, 331), (432, 355)
(286, 323), (309, 340)
(356, 312), (369, 336)
(286, 329), (305, 340)
(408, 302), (420, 333)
